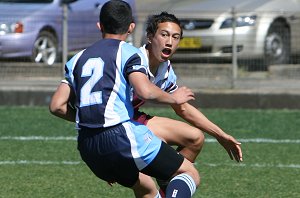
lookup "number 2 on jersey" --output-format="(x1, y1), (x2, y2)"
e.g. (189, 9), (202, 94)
(80, 58), (104, 107)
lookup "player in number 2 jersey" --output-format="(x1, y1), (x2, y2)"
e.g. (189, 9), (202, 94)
(65, 38), (147, 128)
(50, 1), (199, 198)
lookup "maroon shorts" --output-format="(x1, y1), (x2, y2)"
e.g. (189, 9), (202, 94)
(133, 110), (153, 125)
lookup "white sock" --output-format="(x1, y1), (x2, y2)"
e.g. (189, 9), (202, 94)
(155, 190), (162, 198)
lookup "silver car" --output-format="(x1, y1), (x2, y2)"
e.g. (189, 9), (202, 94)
(152, 0), (300, 66)
(0, 0), (137, 65)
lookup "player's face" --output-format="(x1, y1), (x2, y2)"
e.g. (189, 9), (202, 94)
(149, 22), (181, 63)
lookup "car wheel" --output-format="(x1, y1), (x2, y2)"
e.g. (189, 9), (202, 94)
(264, 22), (290, 66)
(32, 31), (58, 65)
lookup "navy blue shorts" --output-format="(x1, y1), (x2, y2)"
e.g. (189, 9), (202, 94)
(77, 121), (184, 187)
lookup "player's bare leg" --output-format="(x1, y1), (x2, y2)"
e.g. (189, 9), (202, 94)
(132, 173), (159, 198)
(146, 116), (204, 196)
(147, 116), (205, 162)
(165, 158), (200, 197)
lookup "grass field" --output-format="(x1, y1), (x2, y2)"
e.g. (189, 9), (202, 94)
(0, 106), (299, 198)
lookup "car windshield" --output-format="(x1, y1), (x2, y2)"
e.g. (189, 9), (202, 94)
(1, 0), (53, 3)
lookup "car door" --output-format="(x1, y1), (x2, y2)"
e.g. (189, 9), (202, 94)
(288, 0), (300, 54)
(67, 0), (104, 51)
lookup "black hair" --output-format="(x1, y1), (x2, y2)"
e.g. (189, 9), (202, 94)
(146, 11), (182, 38)
(99, 0), (134, 34)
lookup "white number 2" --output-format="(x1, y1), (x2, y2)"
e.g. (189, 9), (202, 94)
(80, 58), (104, 107)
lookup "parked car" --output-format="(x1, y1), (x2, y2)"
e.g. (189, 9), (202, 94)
(0, 0), (136, 65)
(142, 0), (300, 66)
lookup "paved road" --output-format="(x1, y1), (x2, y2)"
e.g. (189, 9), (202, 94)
(1, 63), (300, 108)
(1, 76), (300, 108)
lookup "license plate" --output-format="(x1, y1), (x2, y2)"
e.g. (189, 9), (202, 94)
(178, 37), (202, 49)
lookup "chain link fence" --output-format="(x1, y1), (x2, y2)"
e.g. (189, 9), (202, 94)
(136, 4), (300, 89)
(1, 2), (300, 89)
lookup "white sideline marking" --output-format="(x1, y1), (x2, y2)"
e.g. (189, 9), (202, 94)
(0, 136), (77, 141)
(0, 160), (80, 165)
(1, 136), (300, 144)
(202, 163), (300, 169)
(0, 160), (299, 169)
(206, 138), (300, 143)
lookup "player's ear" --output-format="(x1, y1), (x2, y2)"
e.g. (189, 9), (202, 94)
(97, 22), (103, 32)
(127, 22), (135, 34)
(146, 33), (153, 44)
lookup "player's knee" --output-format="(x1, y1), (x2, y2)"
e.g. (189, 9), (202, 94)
(189, 129), (205, 151)
(197, 131), (205, 147)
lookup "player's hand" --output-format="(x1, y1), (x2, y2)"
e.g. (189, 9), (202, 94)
(172, 86), (195, 104)
(107, 182), (115, 186)
(217, 134), (243, 162)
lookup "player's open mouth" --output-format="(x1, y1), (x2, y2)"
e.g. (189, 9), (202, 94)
(162, 48), (172, 56)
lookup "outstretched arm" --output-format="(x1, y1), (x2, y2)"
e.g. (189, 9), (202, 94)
(171, 102), (243, 162)
(129, 72), (195, 105)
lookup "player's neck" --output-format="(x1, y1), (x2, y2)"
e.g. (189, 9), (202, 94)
(103, 33), (128, 41)
(149, 58), (159, 76)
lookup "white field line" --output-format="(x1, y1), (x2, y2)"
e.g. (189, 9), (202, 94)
(0, 160), (80, 165)
(206, 138), (300, 144)
(0, 136), (77, 141)
(200, 163), (300, 169)
(1, 136), (299, 169)
(0, 160), (299, 169)
(0, 136), (300, 143)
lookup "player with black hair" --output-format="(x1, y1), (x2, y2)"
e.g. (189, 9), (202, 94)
(50, 1), (200, 197)
(133, 11), (243, 197)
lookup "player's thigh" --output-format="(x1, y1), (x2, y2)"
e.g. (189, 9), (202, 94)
(147, 116), (202, 146)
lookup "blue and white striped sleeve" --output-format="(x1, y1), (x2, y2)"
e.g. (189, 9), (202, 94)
(165, 64), (178, 93)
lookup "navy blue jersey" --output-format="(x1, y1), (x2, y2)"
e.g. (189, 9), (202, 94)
(65, 39), (148, 128)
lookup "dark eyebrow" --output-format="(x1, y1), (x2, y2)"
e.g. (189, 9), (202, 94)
(160, 30), (180, 36)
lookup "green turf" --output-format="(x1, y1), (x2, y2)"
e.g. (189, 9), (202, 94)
(0, 106), (299, 197)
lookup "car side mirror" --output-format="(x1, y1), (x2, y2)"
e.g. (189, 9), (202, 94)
(61, 0), (78, 4)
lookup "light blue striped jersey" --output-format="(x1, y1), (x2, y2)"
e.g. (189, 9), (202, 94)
(65, 39), (148, 128)
(132, 45), (178, 109)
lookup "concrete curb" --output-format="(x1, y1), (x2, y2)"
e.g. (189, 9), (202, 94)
(0, 89), (53, 106)
(1, 88), (299, 109)
(192, 91), (300, 109)
(1, 64), (300, 109)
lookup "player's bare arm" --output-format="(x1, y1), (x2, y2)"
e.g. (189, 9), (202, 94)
(171, 102), (243, 162)
(49, 82), (76, 122)
(129, 72), (194, 105)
